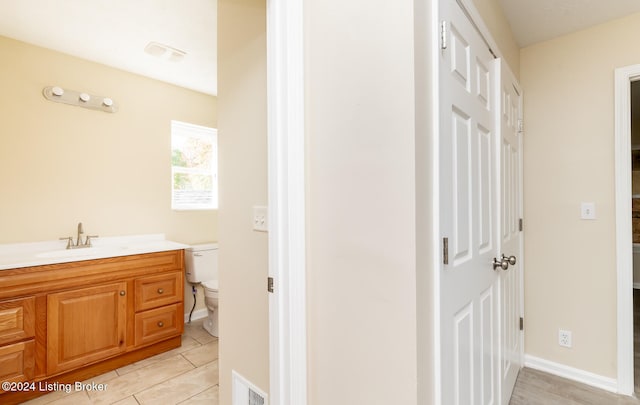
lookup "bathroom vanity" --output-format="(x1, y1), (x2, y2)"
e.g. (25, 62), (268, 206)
(0, 236), (186, 404)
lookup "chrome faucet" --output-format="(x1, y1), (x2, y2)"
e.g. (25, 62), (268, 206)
(76, 222), (84, 247)
(59, 222), (98, 249)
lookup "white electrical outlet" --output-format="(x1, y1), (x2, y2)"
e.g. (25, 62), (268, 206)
(559, 329), (572, 348)
(253, 206), (268, 232)
(580, 202), (596, 220)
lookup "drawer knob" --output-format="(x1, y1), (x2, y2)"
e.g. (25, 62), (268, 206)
(157, 321), (164, 328)
(157, 288), (164, 294)
(119, 290), (126, 296)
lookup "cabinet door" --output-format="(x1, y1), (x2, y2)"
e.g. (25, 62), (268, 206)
(47, 282), (127, 374)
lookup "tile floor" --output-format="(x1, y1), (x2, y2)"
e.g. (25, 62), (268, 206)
(23, 319), (218, 405)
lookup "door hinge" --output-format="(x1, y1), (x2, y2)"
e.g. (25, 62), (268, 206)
(519, 218), (523, 232)
(517, 119), (524, 134)
(519, 317), (524, 331)
(267, 277), (274, 293)
(443, 237), (449, 265)
(440, 20), (448, 50)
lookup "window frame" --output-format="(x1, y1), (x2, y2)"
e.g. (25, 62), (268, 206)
(170, 120), (218, 211)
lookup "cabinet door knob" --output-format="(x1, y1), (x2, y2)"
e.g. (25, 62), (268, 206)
(119, 290), (126, 296)
(157, 288), (164, 294)
(157, 321), (164, 327)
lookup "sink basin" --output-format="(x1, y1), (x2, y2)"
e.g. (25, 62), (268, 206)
(0, 234), (190, 271)
(35, 247), (120, 259)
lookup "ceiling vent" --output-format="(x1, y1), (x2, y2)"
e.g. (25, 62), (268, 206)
(144, 41), (186, 62)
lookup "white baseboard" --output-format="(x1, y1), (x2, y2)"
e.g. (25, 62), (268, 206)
(524, 354), (617, 393)
(184, 308), (208, 323)
(634, 282), (640, 289)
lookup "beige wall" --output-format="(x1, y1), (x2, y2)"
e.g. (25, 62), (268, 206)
(0, 35), (217, 317)
(471, 0), (520, 76)
(305, 0), (418, 404)
(0, 36), (217, 245)
(520, 13), (640, 378)
(217, 1), (269, 404)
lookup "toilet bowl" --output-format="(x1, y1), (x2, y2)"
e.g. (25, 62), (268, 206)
(201, 280), (219, 336)
(185, 243), (219, 337)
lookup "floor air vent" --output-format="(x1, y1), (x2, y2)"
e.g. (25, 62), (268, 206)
(232, 370), (269, 405)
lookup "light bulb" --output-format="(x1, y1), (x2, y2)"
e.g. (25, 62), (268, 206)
(52, 86), (64, 96)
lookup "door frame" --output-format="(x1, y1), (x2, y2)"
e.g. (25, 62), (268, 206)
(614, 64), (640, 396)
(267, 0), (307, 404)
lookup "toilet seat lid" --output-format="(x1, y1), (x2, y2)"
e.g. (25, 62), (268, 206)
(201, 280), (218, 290)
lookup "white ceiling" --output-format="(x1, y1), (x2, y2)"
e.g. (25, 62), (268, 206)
(499, 0), (640, 47)
(1, 1), (639, 94)
(0, 0), (217, 96)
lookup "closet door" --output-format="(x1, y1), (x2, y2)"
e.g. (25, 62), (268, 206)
(498, 59), (523, 405)
(439, 0), (500, 403)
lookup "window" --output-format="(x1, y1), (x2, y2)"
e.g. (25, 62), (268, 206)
(171, 120), (217, 210)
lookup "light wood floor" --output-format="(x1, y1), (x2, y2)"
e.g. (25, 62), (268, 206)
(23, 319), (218, 405)
(635, 288), (640, 395)
(510, 368), (639, 404)
(509, 290), (640, 404)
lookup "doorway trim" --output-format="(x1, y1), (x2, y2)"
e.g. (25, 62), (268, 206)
(614, 64), (640, 396)
(267, 0), (307, 404)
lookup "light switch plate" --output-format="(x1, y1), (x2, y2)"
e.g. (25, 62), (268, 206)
(253, 206), (268, 232)
(580, 202), (596, 220)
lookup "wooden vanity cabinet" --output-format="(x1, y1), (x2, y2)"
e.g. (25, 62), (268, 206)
(0, 249), (185, 404)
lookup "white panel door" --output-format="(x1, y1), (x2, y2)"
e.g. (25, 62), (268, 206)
(498, 60), (523, 404)
(439, 0), (500, 404)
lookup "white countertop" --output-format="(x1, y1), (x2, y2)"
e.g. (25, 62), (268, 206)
(0, 234), (190, 270)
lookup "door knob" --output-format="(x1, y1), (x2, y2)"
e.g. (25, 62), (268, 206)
(502, 254), (516, 266)
(493, 257), (509, 271)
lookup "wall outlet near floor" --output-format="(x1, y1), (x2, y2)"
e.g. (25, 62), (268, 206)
(559, 329), (572, 348)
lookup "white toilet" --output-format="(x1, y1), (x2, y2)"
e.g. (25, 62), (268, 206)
(185, 243), (219, 337)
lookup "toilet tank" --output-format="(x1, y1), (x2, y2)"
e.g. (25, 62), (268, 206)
(185, 243), (218, 283)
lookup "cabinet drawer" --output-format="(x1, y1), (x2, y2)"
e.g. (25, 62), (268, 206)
(0, 340), (35, 384)
(0, 297), (35, 346)
(135, 303), (183, 347)
(135, 272), (183, 311)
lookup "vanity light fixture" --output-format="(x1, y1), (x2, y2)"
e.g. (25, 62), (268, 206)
(42, 86), (117, 113)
